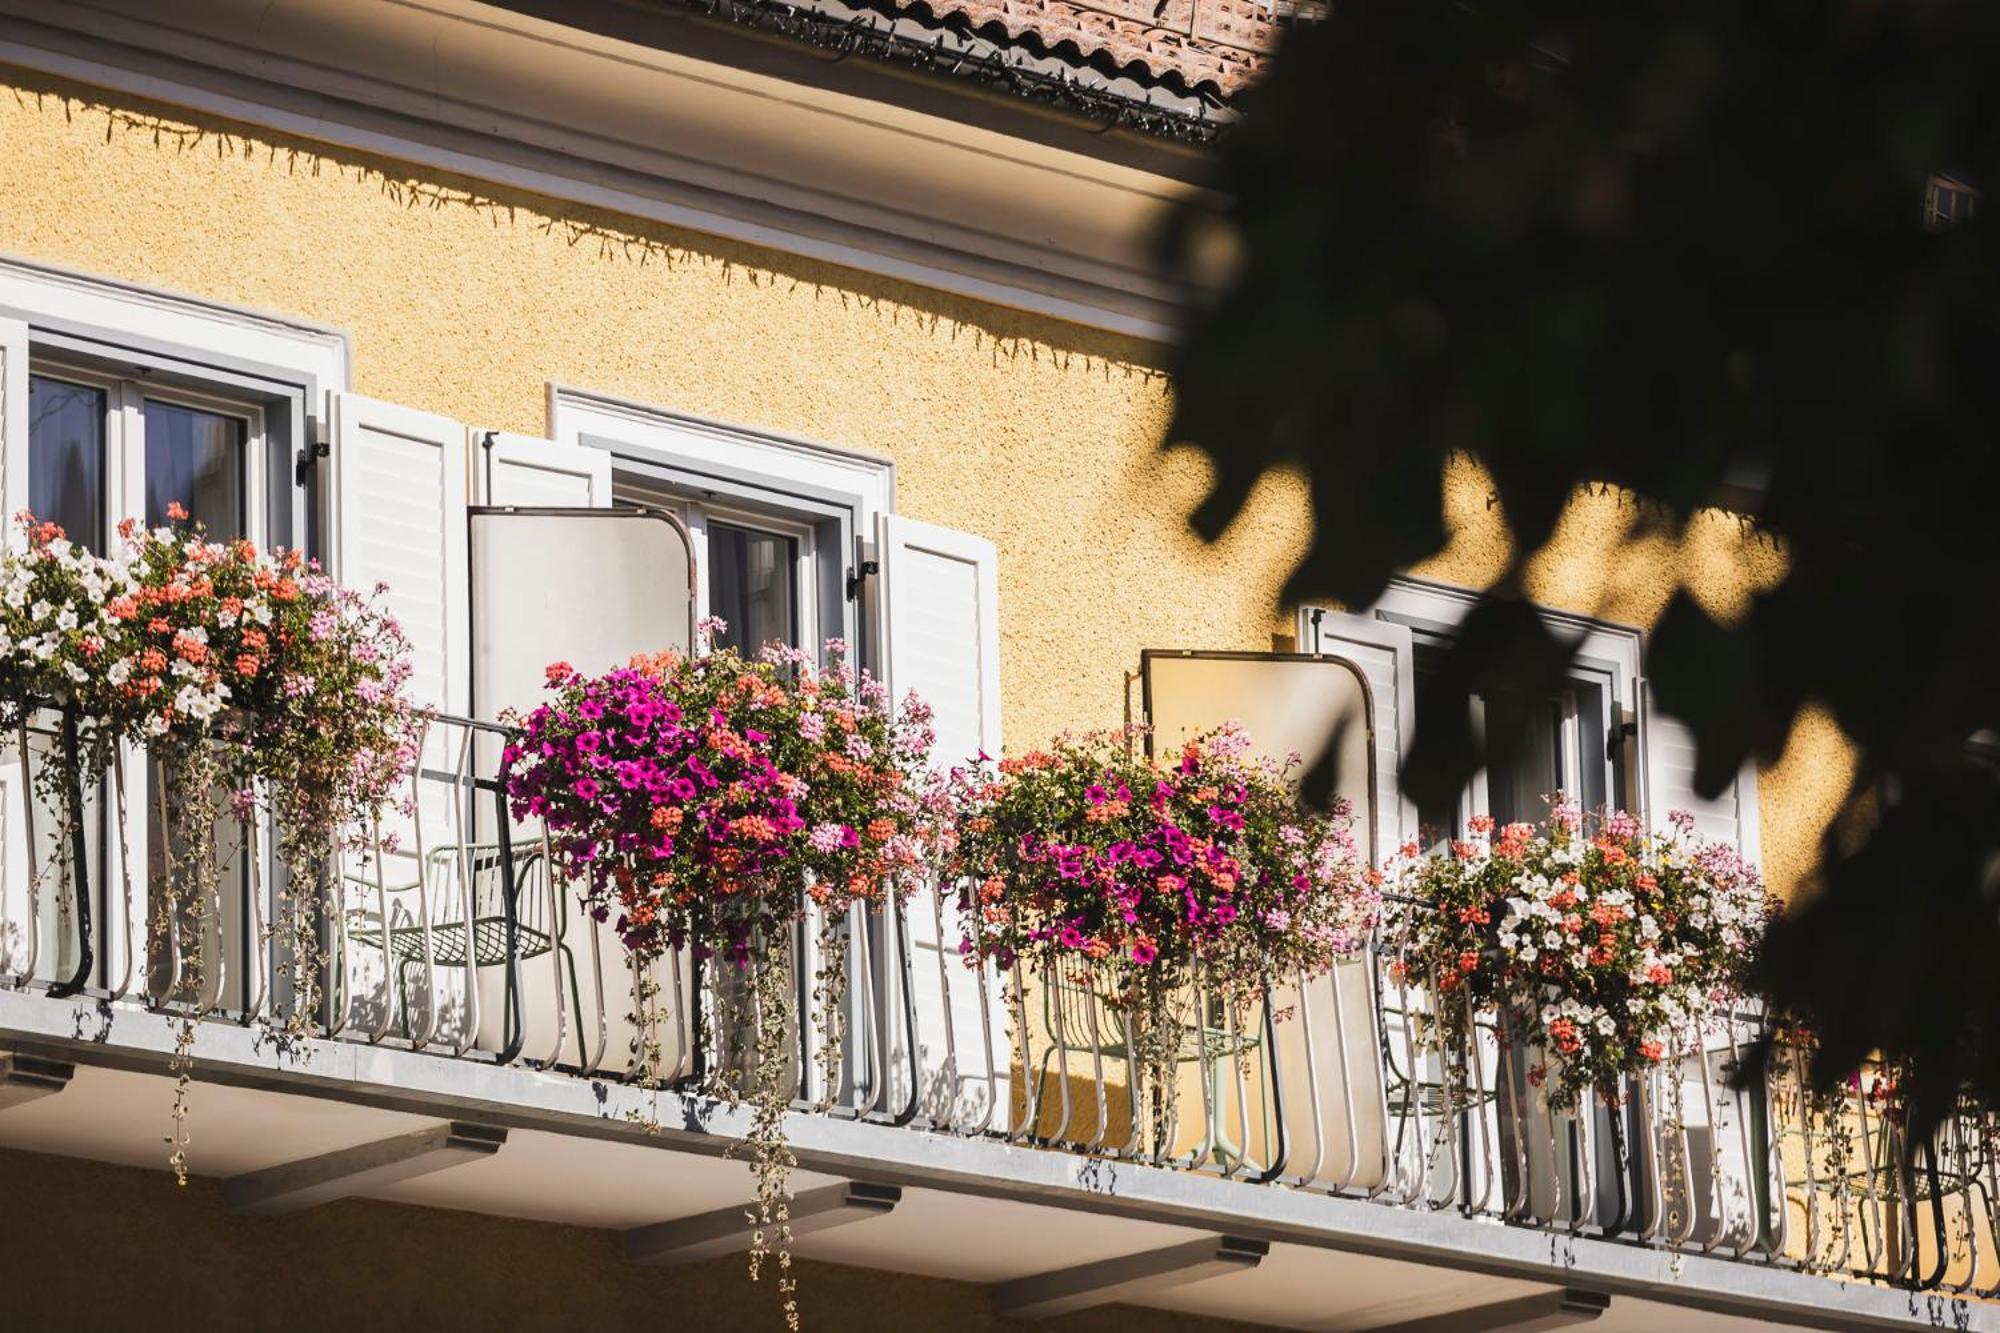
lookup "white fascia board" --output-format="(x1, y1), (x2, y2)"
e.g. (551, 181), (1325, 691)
(0, 0), (1211, 341)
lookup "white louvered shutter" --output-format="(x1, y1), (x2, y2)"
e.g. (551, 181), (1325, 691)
(879, 514), (1001, 771)
(1298, 608), (1418, 865)
(330, 394), (469, 717)
(1637, 679), (1762, 865)
(328, 392), (470, 1015)
(877, 513), (1005, 1130)
(474, 431), (612, 508)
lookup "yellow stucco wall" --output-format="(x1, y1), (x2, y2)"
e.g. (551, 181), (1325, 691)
(0, 68), (1851, 897)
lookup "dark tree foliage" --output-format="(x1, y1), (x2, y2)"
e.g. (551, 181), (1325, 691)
(1161, 0), (2000, 1134)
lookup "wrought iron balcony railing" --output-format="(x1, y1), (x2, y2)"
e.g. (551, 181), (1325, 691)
(0, 710), (1991, 1300)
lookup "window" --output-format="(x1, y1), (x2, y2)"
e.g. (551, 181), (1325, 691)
(610, 471), (822, 657)
(1, 258), (344, 1002)
(1925, 172), (1980, 231)
(1310, 580), (1639, 853)
(27, 364), (272, 550)
(1411, 642), (1621, 848)
(27, 362), (278, 1009)
(144, 397), (248, 536)
(27, 376), (105, 547)
(553, 388), (897, 670)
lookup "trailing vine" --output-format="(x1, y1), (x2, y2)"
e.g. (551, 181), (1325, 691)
(1129, 976), (1189, 1160)
(811, 913), (849, 1112)
(272, 829), (327, 1041)
(949, 726), (1376, 1170)
(623, 957), (669, 1134)
(742, 938), (800, 1329)
(505, 626), (943, 1323)
(153, 736), (225, 1186)
(0, 509), (415, 1178)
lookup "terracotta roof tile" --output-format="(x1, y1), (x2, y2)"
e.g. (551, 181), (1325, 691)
(884, 0), (1309, 100)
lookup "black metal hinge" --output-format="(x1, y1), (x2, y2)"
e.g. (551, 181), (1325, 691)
(845, 560), (879, 601)
(294, 437), (330, 486)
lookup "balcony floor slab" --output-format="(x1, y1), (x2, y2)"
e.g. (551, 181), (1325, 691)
(0, 986), (1982, 1333)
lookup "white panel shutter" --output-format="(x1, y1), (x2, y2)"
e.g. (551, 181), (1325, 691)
(0, 319), (28, 979)
(0, 317), (24, 541)
(1299, 607), (1418, 864)
(328, 395), (472, 1043)
(878, 513), (1001, 768)
(1638, 678), (1762, 865)
(474, 431), (612, 508)
(330, 393), (469, 716)
(876, 513), (1005, 1129)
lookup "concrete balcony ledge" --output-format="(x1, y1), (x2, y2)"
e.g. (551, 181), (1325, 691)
(0, 986), (1982, 1332)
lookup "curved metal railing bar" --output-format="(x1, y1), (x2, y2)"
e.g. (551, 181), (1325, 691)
(45, 709), (94, 1000)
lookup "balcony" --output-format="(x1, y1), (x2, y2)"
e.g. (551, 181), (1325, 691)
(0, 710), (1988, 1330)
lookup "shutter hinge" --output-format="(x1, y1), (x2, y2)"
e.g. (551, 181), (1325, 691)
(1606, 720), (1637, 761)
(294, 437), (330, 486)
(845, 560), (879, 601)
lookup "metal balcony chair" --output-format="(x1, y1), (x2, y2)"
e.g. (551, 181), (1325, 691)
(1033, 964), (1268, 1166)
(343, 841), (587, 1064)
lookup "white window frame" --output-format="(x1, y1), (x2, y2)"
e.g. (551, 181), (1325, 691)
(1318, 578), (1645, 839)
(550, 384), (896, 666)
(689, 501), (821, 653)
(28, 359), (274, 548)
(0, 253), (349, 554)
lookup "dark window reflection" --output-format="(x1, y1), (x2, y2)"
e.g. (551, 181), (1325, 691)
(1412, 658), (1465, 852)
(1414, 644), (1569, 841)
(145, 399), (246, 539)
(1482, 686), (1562, 828)
(27, 375), (106, 550)
(708, 521), (798, 655)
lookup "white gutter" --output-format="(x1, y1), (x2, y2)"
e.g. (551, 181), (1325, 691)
(0, 0), (1225, 342)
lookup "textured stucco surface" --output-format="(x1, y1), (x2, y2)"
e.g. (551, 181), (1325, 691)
(0, 68), (1852, 896)
(0, 1147), (1268, 1331)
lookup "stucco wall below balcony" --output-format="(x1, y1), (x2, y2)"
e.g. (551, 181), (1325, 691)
(0, 67), (1849, 897)
(0, 1147), (1268, 1331)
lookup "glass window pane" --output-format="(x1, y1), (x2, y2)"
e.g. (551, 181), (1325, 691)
(1570, 680), (1613, 820)
(145, 399), (246, 540)
(708, 521), (798, 655)
(1412, 660), (1463, 851)
(1483, 686), (1562, 827)
(27, 375), (106, 550)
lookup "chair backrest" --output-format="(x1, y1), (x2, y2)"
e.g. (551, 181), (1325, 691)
(432, 842), (549, 936)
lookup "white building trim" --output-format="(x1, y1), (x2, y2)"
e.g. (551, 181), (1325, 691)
(0, 253), (349, 404)
(0, 0), (1215, 342)
(550, 384), (896, 529)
